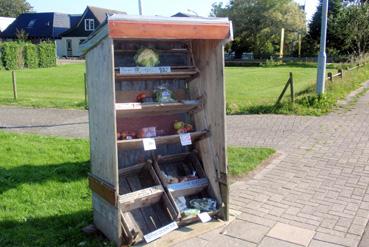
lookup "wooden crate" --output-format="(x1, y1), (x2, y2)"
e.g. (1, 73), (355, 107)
(82, 15), (232, 246)
(153, 151), (218, 225)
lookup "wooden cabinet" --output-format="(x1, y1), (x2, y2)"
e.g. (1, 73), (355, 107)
(82, 15), (232, 246)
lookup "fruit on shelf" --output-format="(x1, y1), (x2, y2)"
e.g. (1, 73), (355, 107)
(174, 120), (185, 130)
(174, 121), (193, 134)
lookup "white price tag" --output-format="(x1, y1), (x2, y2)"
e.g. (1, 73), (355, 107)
(180, 133), (192, 146)
(198, 212), (212, 223)
(144, 222), (178, 243)
(143, 138), (156, 151)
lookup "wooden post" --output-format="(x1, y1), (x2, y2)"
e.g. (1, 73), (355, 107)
(290, 72), (294, 103)
(12, 71), (17, 100)
(275, 76), (291, 107)
(328, 72), (333, 82)
(338, 69), (343, 79)
(84, 73), (88, 108)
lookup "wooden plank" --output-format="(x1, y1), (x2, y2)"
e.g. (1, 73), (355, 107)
(108, 20), (231, 40)
(115, 102), (200, 118)
(127, 177), (159, 233)
(190, 40), (228, 220)
(89, 174), (117, 206)
(117, 130), (208, 150)
(86, 37), (118, 186)
(115, 89), (186, 103)
(86, 37), (121, 245)
(115, 70), (199, 81)
(119, 185), (164, 212)
(119, 161), (147, 177)
(136, 219), (230, 247)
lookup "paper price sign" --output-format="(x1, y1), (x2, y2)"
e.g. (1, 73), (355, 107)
(180, 133), (192, 146)
(198, 212), (212, 223)
(143, 138), (156, 151)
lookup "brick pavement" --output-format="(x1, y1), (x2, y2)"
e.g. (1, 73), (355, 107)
(176, 93), (369, 246)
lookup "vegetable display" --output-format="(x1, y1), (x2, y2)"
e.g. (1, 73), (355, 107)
(134, 48), (160, 67)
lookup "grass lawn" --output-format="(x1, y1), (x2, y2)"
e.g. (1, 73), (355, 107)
(228, 147), (275, 177)
(0, 64), (86, 109)
(1, 62), (369, 115)
(226, 64), (369, 115)
(0, 131), (274, 246)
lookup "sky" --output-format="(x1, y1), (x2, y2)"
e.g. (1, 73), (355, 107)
(27, 0), (320, 21)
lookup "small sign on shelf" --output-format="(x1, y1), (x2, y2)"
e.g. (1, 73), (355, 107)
(143, 138), (157, 151)
(180, 133), (192, 146)
(120, 66), (171, 75)
(198, 212), (212, 223)
(144, 221), (178, 243)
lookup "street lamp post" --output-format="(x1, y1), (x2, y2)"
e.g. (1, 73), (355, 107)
(316, 0), (329, 95)
(138, 0), (143, 15)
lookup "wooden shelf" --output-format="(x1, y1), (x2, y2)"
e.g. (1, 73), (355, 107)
(119, 185), (164, 212)
(115, 67), (199, 81)
(116, 102), (200, 118)
(167, 178), (209, 198)
(117, 130), (208, 149)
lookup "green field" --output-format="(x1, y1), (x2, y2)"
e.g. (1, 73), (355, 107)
(0, 64), (85, 109)
(0, 131), (274, 246)
(1, 63), (368, 115)
(226, 65), (320, 109)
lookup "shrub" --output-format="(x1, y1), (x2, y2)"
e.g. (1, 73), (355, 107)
(38, 42), (56, 68)
(24, 43), (39, 69)
(1, 42), (24, 70)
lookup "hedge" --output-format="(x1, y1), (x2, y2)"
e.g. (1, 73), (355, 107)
(24, 43), (39, 69)
(0, 41), (56, 70)
(38, 42), (56, 68)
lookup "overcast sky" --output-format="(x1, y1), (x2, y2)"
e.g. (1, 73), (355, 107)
(28, 0), (320, 21)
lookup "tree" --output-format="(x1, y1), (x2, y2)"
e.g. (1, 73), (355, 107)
(304, 0), (344, 55)
(335, 3), (369, 55)
(0, 0), (32, 17)
(211, 0), (306, 58)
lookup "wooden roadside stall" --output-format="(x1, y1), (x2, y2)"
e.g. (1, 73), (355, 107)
(81, 15), (233, 246)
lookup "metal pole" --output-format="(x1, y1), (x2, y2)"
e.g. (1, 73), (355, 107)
(316, 0), (329, 95)
(138, 0), (143, 15)
(279, 28), (285, 59)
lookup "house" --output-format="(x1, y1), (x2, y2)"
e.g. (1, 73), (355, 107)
(58, 6), (126, 57)
(0, 17), (15, 35)
(0, 12), (71, 41)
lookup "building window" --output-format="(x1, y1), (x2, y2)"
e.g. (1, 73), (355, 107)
(79, 39), (86, 44)
(84, 19), (95, 31)
(28, 19), (36, 28)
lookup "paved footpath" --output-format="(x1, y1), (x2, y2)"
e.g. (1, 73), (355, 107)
(177, 93), (369, 246)
(1, 92), (369, 246)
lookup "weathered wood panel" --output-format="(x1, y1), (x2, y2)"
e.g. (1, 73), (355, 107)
(190, 40), (228, 220)
(86, 37), (121, 245)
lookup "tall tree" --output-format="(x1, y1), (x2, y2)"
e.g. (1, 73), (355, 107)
(211, 0), (306, 57)
(335, 3), (369, 55)
(0, 0), (32, 17)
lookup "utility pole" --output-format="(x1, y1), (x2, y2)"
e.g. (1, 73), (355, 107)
(316, 0), (329, 95)
(279, 28), (285, 59)
(138, 0), (143, 15)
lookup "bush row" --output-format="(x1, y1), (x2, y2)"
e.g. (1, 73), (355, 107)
(0, 41), (56, 70)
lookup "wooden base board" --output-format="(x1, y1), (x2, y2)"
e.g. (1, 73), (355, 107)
(135, 209), (239, 247)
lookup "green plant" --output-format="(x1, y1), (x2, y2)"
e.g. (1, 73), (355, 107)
(24, 43), (39, 69)
(38, 42), (56, 68)
(1, 42), (24, 70)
